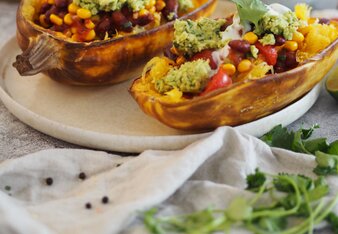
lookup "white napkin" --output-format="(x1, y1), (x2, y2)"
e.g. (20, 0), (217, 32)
(0, 127), (335, 234)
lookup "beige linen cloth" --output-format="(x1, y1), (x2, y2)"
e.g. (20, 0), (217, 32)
(0, 127), (336, 234)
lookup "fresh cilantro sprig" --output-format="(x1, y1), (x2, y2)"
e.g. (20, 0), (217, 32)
(143, 170), (338, 234)
(231, 0), (268, 28)
(261, 124), (338, 176)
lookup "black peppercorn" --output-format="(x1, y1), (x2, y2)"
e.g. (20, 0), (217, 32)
(85, 203), (92, 209)
(102, 196), (109, 204)
(4, 185), (11, 191)
(45, 177), (53, 186)
(116, 164), (122, 167)
(78, 172), (86, 180)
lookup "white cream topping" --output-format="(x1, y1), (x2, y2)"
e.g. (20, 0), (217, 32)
(267, 3), (292, 15)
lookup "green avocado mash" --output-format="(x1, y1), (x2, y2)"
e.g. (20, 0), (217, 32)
(259, 33), (275, 45)
(255, 11), (301, 40)
(155, 60), (211, 93)
(178, 0), (194, 12)
(250, 45), (259, 58)
(173, 18), (227, 56)
(73, 0), (151, 15)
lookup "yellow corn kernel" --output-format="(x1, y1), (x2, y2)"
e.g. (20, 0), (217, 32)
(47, 0), (55, 4)
(292, 31), (305, 43)
(308, 17), (318, 25)
(222, 63), (236, 75)
(39, 14), (49, 27)
(77, 8), (92, 19)
(68, 3), (79, 14)
(176, 56), (185, 65)
(85, 30), (96, 41)
(156, 0), (166, 11)
(237, 59), (252, 73)
(243, 32), (258, 44)
(50, 14), (63, 26)
(85, 19), (95, 29)
(145, 0), (156, 9)
(149, 6), (156, 14)
(139, 9), (149, 17)
(284, 41), (298, 51)
(64, 13), (73, 25)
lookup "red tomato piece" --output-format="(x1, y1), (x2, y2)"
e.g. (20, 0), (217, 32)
(190, 49), (218, 69)
(200, 67), (232, 96)
(255, 42), (278, 66)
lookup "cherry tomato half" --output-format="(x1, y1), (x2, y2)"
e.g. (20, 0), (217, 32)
(200, 67), (232, 96)
(255, 42), (278, 66)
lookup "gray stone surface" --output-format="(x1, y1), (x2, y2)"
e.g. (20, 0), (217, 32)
(0, 1), (337, 161)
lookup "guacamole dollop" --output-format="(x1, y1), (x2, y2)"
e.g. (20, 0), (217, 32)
(155, 60), (211, 93)
(259, 33), (275, 45)
(173, 18), (227, 56)
(255, 11), (301, 40)
(73, 0), (151, 15)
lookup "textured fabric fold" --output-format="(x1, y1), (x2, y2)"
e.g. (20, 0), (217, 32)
(0, 127), (329, 234)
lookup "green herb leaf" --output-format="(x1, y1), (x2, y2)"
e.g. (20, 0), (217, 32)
(143, 208), (165, 234)
(143, 169), (338, 234)
(326, 212), (338, 233)
(260, 125), (294, 150)
(292, 129), (311, 154)
(256, 216), (287, 231)
(246, 168), (266, 191)
(301, 124), (320, 140)
(304, 138), (329, 154)
(231, 0), (268, 28)
(328, 140), (338, 155)
(313, 151), (338, 175)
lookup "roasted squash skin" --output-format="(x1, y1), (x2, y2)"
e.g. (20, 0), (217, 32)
(13, 0), (217, 85)
(130, 38), (338, 131)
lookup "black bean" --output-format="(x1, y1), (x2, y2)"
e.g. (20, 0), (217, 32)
(40, 3), (51, 14)
(95, 17), (114, 39)
(275, 35), (286, 46)
(285, 51), (298, 69)
(134, 14), (154, 26)
(274, 63), (286, 73)
(228, 40), (251, 53)
(111, 11), (132, 32)
(319, 18), (330, 25)
(162, 0), (178, 21)
(55, 0), (68, 9)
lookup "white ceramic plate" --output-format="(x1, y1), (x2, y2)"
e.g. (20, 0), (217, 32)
(0, 36), (321, 153)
